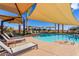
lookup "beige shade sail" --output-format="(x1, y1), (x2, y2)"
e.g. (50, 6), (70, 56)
(0, 3), (33, 15)
(28, 3), (79, 26)
(0, 15), (22, 24)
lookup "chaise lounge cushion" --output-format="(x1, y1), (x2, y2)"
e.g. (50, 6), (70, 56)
(12, 42), (36, 53)
(0, 41), (37, 54)
(3, 33), (25, 41)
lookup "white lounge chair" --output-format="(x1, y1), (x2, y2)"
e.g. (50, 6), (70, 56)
(3, 33), (25, 41)
(9, 32), (24, 38)
(0, 41), (38, 56)
(0, 34), (25, 46)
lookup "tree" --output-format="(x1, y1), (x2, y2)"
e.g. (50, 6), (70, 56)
(6, 27), (14, 32)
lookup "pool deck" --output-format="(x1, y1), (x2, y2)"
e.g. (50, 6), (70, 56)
(15, 36), (79, 56)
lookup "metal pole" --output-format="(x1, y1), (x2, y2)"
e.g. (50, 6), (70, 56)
(1, 21), (4, 34)
(58, 24), (60, 33)
(62, 24), (64, 33)
(22, 17), (26, 35)
(55, 24), (56, 33)
(26, 14), (28, 34)
(18, 24), (21, 34)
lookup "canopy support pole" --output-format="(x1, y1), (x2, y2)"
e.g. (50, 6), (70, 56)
(62, 24), (64, 33)
(58, 24), (60, 33)
(1, 21), (4, 34)
(18, 24), (21, 34)
(55, 24), (56, 33)
(26, 17), (28, 34)
(22, 17), (26, 35)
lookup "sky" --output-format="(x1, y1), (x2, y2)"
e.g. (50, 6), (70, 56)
(71, 3), (79, 21)
(0, 3), (79, 30)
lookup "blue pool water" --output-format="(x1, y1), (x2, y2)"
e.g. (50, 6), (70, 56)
(33, 33), (79, 43)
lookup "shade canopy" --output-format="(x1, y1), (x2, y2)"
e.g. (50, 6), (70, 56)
(0, 15), (22, 24)
(28, 3), (79, 26)
(0, 3), (33, 15)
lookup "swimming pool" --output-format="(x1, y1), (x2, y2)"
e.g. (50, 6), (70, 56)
(33, 33), (79, 43)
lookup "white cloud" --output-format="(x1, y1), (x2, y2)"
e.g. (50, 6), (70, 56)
(71, 3), (79, 10)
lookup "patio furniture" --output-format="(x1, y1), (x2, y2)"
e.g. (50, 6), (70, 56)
(0, 41), (38, 56)
(3, 32), (25, 41)
(0, 34), (25, 46)
(9, 32), (25, 38)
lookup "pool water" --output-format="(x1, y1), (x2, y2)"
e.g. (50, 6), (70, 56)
(33, 33), (79, 43)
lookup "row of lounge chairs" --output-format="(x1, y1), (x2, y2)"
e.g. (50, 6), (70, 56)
(0, 32), (38, 56)
(0, 32), (26, 46)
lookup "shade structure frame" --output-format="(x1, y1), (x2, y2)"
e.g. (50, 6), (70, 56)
(0, 15), (22, 24)
(0, 3), (34, 24)
(0, 3), (34, 35)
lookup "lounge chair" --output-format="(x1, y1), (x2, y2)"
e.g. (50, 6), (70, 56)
(3, 32), (25, 41)
(0, 41), (38, 56)
(9, 32), (14, 37)
(9, 32), (25, 38)
(0, 34), (25, 46)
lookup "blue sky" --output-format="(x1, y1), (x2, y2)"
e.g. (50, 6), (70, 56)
(0, 3), (79, 30)
(71, 3), (79, 21)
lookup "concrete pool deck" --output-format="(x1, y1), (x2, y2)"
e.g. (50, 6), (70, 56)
(15, 36), (79, 56)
